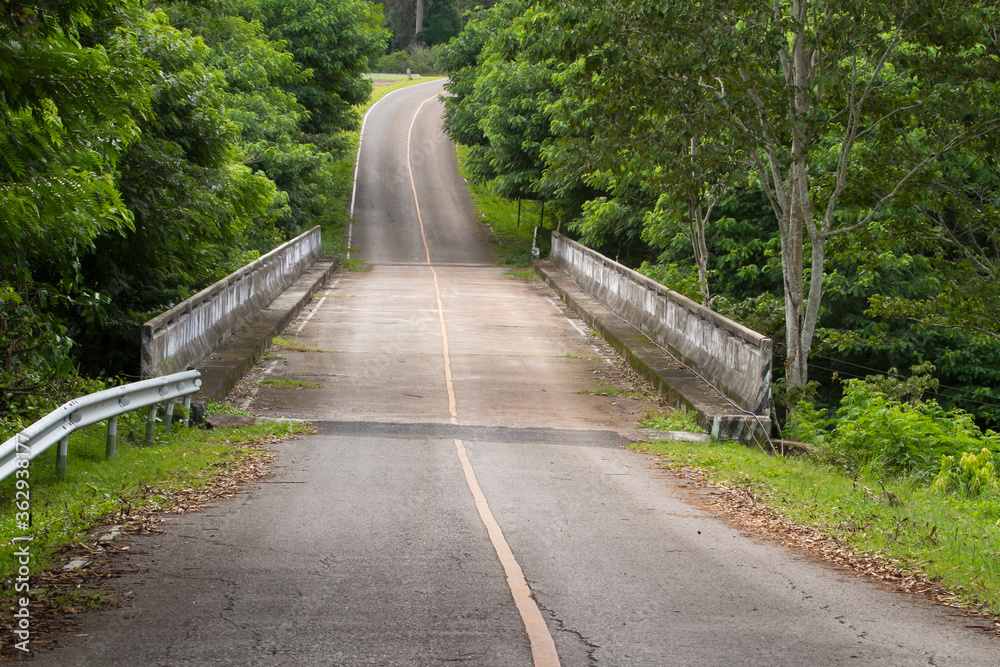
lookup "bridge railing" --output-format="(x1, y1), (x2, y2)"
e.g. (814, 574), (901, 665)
(549, 232), (772, 419)
(0, 370), (202, 483)
(141, 226), (323, 378)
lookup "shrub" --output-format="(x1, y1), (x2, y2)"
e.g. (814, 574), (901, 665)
(932, 448), (999, 497)
(789, 373), (1000, 481)
(375, 51), (411, 74)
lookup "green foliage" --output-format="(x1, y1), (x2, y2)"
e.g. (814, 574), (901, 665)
(456, 145), (551, 266)
(2, 0), (391, 399)
(0, 1), (148, 265)
(438, 0), (1000, 425)
(784, 401), (835, 448)
(932, 449), (999, 498)
(375, 45), (447, 75)
(789, 369), (1000, 479)
(248, 0), (389, 144)
(637, 410), (706, 433)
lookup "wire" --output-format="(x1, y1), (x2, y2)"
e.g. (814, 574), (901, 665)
(808, 363), (1000, 411)
(811, 353), (1000, 402)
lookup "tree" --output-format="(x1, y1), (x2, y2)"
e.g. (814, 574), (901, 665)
(442, 0), (594, 232)
(1, 0), (149, 269)
(533, 0), (1000, 388)
(246, 0), (389, 148)
(1, 1), (152, 408)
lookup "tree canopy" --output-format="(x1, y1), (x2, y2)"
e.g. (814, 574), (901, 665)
(1, 0), (388, 425)
(442, 0), (1000, 425)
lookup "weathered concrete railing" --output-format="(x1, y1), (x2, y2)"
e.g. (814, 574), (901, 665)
(142, 227), (323, 378)
(549, 232), (772, 419)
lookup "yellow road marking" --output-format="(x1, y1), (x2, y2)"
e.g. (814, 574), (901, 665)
(454, 438), (561, 667)
(407, 94), (561, 667)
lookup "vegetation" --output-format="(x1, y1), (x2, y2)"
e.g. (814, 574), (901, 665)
(256, 378), (323, 389)
(461, 124), (1000, 619)
(457, 146), (553, 266)
(439, 0), (1000, 435)
(638, 410), (706, 434)
(447, 3), (1000, 616)
(1, 0), (388, 431)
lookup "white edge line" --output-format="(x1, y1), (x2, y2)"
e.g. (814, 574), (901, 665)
(240, 358), (281, 411)
(566, 317), (589, 338)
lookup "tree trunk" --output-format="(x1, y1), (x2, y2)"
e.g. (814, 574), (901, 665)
(689, 199), (713, 307)
(415, 0), (424, 36)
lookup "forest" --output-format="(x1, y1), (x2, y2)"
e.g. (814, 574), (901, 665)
(5, 0), (1000, 452)
(0, 0), (388, 431)
(440, 0), (1000, 447)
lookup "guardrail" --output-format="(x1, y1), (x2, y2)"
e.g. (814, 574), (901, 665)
(0, 370), (202, 483)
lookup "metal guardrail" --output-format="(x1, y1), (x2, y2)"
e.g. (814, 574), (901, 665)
(0, 370), (202, 483)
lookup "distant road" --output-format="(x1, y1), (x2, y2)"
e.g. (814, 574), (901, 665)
(37, 79), (999, 666)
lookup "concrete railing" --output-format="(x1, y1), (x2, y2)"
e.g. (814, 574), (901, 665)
(142, 227), (323, 378)
(549, 232), (772, 417)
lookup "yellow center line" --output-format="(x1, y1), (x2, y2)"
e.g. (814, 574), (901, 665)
(407, 94), (458, 424)
(406, 93), (561, 667)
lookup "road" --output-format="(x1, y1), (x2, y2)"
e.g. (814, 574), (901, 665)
(36, 80), (999, 665)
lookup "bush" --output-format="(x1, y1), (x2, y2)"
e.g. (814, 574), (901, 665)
(788, 373), (1000, 480)
(374, 46), (445, 76)
(375, 51), (411, 74)
(932, 448), (999, 497)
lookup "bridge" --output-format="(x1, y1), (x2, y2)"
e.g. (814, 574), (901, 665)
(33, 80), (1000, 666)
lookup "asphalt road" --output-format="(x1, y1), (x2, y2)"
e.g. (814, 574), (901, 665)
(34, 80), (1000, 665)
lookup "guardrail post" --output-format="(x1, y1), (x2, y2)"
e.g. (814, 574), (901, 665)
(146, 405), (157, 443)
(56, 436), (68, 479)
(106, 415), (118, 460)
(164, 401), (175, 432)
(183, 395), (193, 427)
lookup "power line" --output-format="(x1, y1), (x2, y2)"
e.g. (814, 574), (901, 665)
(810, 353), (1000, 403)
(808, 363), (1000, 411)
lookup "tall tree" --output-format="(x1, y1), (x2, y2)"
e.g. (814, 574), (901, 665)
(1, 0), (152, 405)
(246, 0), (389, 149)
(533, 0), (1000, 388)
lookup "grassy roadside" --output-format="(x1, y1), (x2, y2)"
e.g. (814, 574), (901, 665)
(321, 76), (447, 256)
(455, 145), (554, 267)
(0, 412), (311, 648)
(634, 437), (1000, 623)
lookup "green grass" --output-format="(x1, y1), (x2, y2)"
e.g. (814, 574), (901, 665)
(339, 256), (370, 272)
(256, 378), (323, 390)
(638, 409), (706, 433)
(505, 268), (540, 281)
(0, 415), (310, 595)
(576, 386), (646, 398)
(634, 437), (1000, 619)
(456, 145), (554, 266)
(270, 337), (342, 353)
